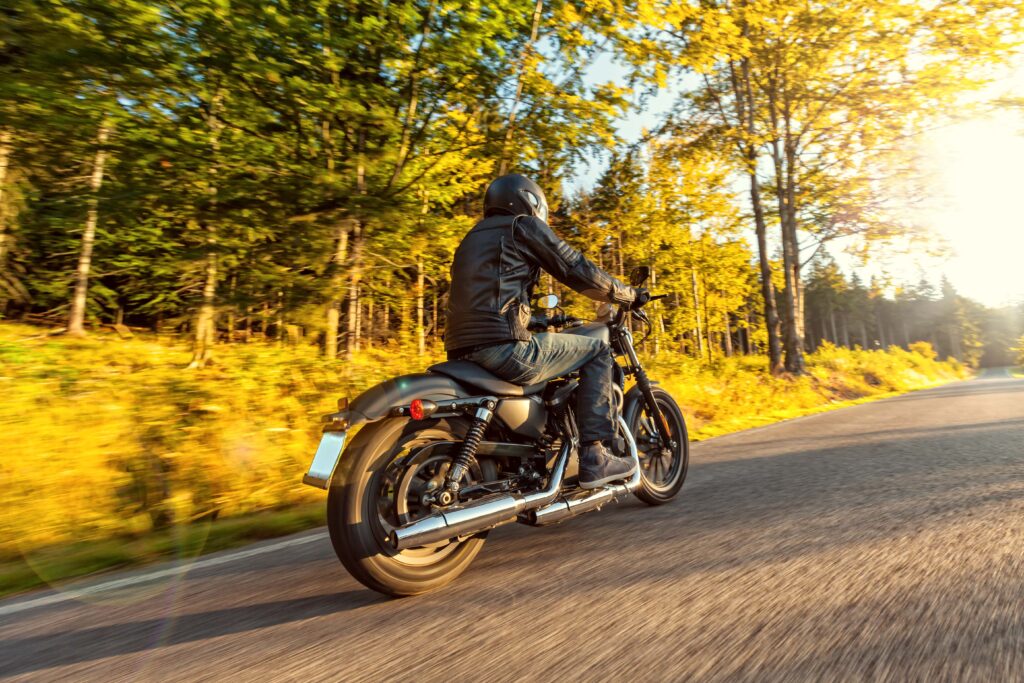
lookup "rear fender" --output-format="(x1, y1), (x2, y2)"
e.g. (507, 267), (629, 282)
(323, 372), (472, 430)
(305, 372), (472, 490)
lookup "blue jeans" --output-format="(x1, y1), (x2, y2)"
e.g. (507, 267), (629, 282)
(465, 333), (616, 443)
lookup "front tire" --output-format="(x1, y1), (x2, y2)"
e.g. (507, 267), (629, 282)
(327, 417), (496, 597)
(625, 387), (689, 505)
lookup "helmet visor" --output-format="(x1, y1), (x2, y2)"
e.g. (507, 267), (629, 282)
(524, 190), (548, 221)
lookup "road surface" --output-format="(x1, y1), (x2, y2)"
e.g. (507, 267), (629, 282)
(2, 372), (1023, 681)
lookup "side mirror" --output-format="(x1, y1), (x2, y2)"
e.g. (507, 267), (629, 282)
(629, 266), (651, 287)
(537, 294), (559, 309)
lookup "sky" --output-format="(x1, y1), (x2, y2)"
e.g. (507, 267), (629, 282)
(906, 104), (1024, 307)
(570, 54), (1024, 309)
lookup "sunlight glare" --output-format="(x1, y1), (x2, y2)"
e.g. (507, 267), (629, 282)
(921, 108), (1024, 307)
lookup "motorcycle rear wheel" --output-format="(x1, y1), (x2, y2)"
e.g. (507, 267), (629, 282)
(327, 417), (496, 597)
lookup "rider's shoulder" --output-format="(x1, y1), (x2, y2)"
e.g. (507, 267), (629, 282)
(514, 214), (551, 233)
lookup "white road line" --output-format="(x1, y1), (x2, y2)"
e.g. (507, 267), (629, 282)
(2, 379), (977, 620)
(0, 531), (328, 619)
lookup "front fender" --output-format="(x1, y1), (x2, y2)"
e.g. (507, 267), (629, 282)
(622, 380), (659, 418)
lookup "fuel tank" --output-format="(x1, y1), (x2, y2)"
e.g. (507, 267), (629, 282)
(560, 321), (610, 345)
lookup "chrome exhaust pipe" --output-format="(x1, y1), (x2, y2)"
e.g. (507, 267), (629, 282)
(528, 468), (640, 526)
(389, 440), (571, 551)
(528, 416), (642, 527)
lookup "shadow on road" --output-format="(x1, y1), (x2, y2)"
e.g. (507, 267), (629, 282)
(465, 411), (1024, 599)
(3, 377), (1022, 677)
(0, 590), (382, 676)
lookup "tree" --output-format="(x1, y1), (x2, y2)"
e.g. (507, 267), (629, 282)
(618, 0), (1024, 373)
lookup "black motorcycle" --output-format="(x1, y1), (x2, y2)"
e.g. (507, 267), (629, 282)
(302, 267), (688, 596)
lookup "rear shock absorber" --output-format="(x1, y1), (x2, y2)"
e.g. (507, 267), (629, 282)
(445, 401), (495, 497)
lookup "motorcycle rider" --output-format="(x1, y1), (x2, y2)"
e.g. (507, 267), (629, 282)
(445, 174), (649, 489)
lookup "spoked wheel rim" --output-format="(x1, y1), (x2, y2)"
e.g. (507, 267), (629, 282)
(634, 399), (685, 493)
(367, 430), (482, 567)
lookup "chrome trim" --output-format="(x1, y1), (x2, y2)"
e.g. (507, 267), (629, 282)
(389, 439), (572, 551)
(528, 416), (641, 526)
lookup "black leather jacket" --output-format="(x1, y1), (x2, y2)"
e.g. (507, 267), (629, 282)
(445, 214), (637, 355)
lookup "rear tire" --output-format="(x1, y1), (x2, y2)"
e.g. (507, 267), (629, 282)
(625, 388), (689, 505)
(327, 417), (496, 597)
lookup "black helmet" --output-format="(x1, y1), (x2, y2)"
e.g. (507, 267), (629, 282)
(483, 174), (548, 221)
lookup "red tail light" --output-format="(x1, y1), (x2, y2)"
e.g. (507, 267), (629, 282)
(409, 399), (425, 421)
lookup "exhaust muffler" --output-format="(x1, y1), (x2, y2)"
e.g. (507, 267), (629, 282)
(388, 417), (641, 550)
(527, 467), (641, 526)
(389, 441), (570, 551)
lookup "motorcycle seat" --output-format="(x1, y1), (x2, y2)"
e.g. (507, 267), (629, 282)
(428, 360), (547, 397)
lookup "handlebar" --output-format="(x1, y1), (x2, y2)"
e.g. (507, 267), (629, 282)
(613, 293), (666, 326)
(529, 313), (584, 331)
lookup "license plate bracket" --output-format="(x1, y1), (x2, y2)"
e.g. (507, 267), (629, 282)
(303, 431), (348, 489)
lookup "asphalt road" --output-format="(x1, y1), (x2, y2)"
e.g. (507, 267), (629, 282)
(2, 371), (1023, 682)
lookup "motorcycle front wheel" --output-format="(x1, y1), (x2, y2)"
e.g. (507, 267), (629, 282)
(625, 387), (689, 505)
(327, 416), (496, 597)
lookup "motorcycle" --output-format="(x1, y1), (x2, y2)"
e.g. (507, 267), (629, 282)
(302, 266), (688, 596)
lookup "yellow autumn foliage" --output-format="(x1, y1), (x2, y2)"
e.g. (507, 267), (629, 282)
(0, 323), (966, 560)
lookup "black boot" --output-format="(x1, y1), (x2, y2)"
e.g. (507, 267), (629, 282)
(579, 442), (637, 489)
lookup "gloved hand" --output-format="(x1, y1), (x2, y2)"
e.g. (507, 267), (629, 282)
(527, 315), (550, 332)
(629, 287), (651, 310)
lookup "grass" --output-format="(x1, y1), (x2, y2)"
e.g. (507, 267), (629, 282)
(0, 504), (324, 598)
(0, 323), (969, 597)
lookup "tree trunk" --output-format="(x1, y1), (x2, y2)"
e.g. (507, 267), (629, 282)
(432, 289), (439, 344)
(399, 284), (411, 347)
(0, 127), (11, 274)
(651, 266), (662, 356)
(226, 274), (236, 340)
(68, 122), (110, 337)
(773, 148), (806, 373)
(829, 308), (838, 344)
(765, 66), (806, 374)
(320, 32), (346, 360)
(723, 312), (733, 357)
(415, 256), (426, 356)
(839, 313), (850, 348)
(497, 0), (544, 175)
(324, 222), (349, 360)
(743, 308), (753, 355)
(354, 286), (363, 349)
(736, 56), (783, 374)
(366, 297), (375, 346)
(276, 290), (284, 345)
(189, 246), (218, 366)
(383, 271), (392, 336)
(345, 124), (367, 359)
(859, 319), (868, 350)
(345, 221), (364, 358)
(690, 268), (704, 358)
(189, 90), (224, 368)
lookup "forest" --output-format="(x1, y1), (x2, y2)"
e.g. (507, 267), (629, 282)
(3, 0), (1023, 370)
(3, 1), (1024, 589)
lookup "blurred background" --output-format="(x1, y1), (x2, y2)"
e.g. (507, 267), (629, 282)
(1, 0), (1022, 595)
